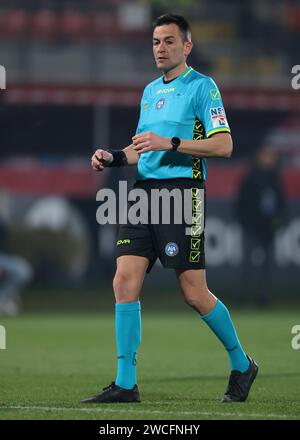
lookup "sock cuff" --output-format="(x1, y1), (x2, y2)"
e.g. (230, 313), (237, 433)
(201, 299), (225, 323)
(115, 301), (141, 312)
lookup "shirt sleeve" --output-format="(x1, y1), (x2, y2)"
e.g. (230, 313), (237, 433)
(195, 77), (231, 138)
(135, 87), (149, 135)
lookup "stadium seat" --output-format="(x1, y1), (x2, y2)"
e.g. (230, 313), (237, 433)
(58, 10), (91, 40)
(0, 9), (28, 39)
(90, 12), (119, 39)
(30, 10), (57, 40)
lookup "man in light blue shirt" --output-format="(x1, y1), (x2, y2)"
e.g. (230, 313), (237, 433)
(83, 14), (258, 405)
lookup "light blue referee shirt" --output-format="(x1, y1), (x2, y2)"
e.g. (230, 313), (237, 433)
(136, 66), (231, 181)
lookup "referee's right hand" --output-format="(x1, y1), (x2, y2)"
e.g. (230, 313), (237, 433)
(90, 149), (113, 171)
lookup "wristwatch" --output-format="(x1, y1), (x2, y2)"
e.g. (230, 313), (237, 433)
(171, 137), (181, 151)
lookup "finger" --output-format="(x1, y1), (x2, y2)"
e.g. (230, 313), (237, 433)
(91, 157), (103, 169)
(132, 144), (142, 151)
(95, 154), (105, 163)
(132, 138), (145, 146)
(133, 141), (149, 150)
(138, 141), (150, 149)
(133, 135), (149, 144)
(91, 158), (100, 168)
(93, 164), (104, 171)
(137, 147), (152, 154)
(132, 133), (143, 140)
(132, 145), (145, 152)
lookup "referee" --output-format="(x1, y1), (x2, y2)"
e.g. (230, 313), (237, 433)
(82, 14), (258, 404)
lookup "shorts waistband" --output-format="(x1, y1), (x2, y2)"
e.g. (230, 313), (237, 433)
(134, 178), (205, 189)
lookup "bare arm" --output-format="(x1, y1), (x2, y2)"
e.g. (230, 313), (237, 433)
(132, 132), (233, 159)
(123, 144), (140, 165)
(176, 133), (233, 158)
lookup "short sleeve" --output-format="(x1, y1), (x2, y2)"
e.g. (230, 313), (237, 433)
(195, 77), (231, 138)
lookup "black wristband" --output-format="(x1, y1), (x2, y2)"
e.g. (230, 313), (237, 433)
(106, 149), (128, 167)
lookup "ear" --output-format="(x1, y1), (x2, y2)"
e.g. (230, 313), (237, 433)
(184, 40), (193, 57)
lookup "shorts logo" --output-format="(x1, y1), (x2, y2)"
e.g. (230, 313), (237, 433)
(156, 98), (165, 110)
(165, 242), (179, 257)
(117, 239), (131, 245)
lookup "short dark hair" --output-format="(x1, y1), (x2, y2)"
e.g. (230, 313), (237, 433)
(152, 14), (191, 42)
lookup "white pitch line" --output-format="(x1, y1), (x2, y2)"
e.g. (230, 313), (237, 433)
(0, 405), (297, 419)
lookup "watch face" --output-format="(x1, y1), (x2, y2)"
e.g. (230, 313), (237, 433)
(172, 137), (180, 149)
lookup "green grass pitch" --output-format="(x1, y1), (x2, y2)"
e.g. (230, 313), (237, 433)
(0, 310), (300, 420)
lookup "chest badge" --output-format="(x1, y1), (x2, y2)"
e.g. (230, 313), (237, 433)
(156, 98), (165, 110)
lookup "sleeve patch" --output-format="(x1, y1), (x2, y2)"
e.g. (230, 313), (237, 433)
(210, 89), (220, 100)
(210, 107), (228, 128)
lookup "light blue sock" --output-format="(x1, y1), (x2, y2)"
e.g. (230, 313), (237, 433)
(201, 299), (250, 372)
(115, 301), (141, 390)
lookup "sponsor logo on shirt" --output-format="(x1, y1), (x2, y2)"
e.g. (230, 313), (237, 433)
(156, 88), (175, 94)
(210, 106), (228, 128)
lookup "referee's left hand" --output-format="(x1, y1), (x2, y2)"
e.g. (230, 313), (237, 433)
(132, 132), (171, 154)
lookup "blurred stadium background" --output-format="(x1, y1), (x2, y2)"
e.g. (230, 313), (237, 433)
(1, 0), (299, 310)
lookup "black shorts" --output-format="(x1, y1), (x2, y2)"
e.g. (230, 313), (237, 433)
(115, 178), (206, 273)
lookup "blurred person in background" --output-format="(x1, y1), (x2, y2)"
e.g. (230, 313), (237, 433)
(236, 146), (286, 308)
(0, 217), (33, 316)
(83, 14), (258, 405)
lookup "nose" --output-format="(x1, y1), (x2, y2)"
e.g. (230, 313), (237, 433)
(157, 42), (166, 52)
